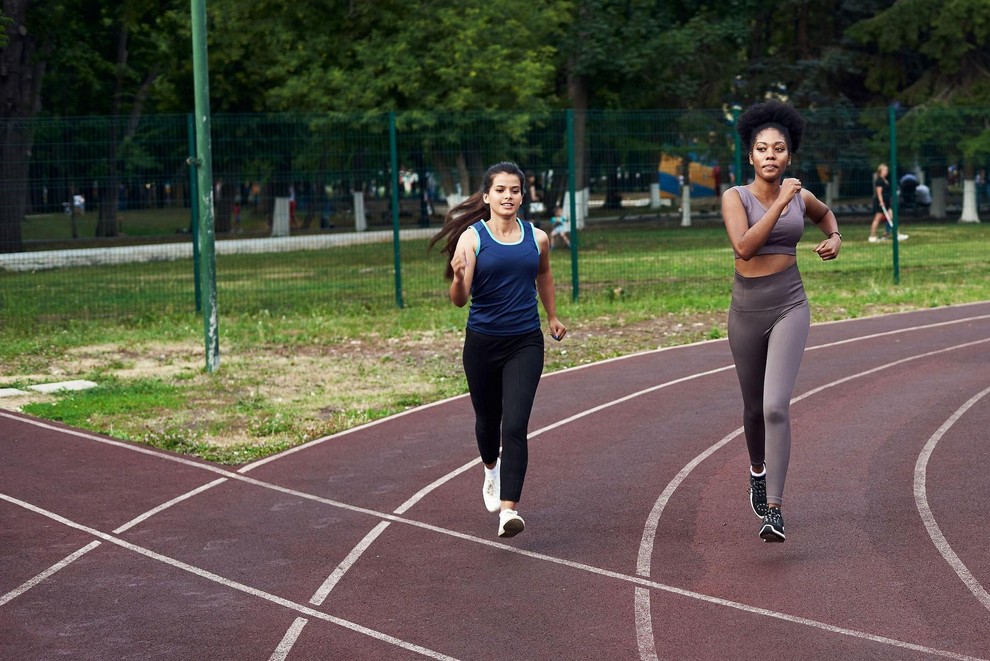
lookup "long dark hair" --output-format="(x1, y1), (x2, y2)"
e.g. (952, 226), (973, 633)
(428, 161), (526, 279)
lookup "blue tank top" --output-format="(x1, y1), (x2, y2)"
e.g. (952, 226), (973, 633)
(730, 185), (806, 257)
(466, 219), (541, 336)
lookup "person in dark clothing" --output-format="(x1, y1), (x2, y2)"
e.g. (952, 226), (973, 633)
(868, 163), (892, 243)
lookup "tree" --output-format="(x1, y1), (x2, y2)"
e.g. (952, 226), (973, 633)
(1, 0), (46, 253)
(848, 0), (990, 221)
(41, 0), (186, 237)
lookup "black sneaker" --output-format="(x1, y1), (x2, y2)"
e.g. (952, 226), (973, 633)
(749, 471), (768, 518)
(760, 508), (785, 543)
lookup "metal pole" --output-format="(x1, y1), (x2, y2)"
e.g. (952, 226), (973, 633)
(888, 105), (900, 285)
(567, 109), (579, 301)
(191, 0), (219, 371)
(389, 111), (404, 308)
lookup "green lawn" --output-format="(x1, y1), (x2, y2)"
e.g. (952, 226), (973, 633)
(2, 219), (987, 463)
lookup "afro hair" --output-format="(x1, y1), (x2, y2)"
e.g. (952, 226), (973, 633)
(736, 101), (807, 154)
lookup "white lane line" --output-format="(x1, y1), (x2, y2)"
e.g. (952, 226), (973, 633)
(113, 478), (228, 534)
(914, 385), (990, 612)
(0, 479), (229, 610)
(633, 587), (659, 661)
(269, 617), (308, 661)
(634, 337), (990, 659)
(804, 314), (990, 353)
(295, 363), (736, 636)
(309, 521), (391, 606)
(637, 337), (990, 577)
(0, 493), (459, 661)
(0, 541), (101, 606)
(0, 412), (237, 479)
(638, 338), (990, 576)
(0, 475), (228, 610)
(241, 310), (990, 474)
(637, 427), (741, 577)
(288, 313), (990, 654)
(2, 490), (980, 661)
(3, 311), (988, 657)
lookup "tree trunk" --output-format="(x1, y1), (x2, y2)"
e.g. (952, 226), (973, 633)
(567, 66), (588, 191)
(0, 0), (45, 253)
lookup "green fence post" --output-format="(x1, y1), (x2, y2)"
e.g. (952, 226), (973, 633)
(191, 0), (219, 371)
(889, 105), (900, 285)
(567, 109), (579, 302)
(389, 111), (404, 308)
(187, 113), (202, 314)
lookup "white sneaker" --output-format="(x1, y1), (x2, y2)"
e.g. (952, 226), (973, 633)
(868, 235), (879, 243)
(482, 460), (500, 513)
(498, 509), (525, 538)
(897, 233), (909, 241)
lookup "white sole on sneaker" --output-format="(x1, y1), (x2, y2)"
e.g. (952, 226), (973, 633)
(498, 511), (525, 538)
(759, 523), (785, 542)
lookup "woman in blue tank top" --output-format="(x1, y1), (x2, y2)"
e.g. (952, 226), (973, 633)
(430, 162), (567, 539)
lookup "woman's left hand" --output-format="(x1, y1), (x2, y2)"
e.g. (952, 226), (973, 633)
(548, 318), (567, 341)
(813, 235), (841, 261)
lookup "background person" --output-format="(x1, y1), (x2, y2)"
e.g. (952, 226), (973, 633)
(721, 100), (842, 543)
(868, 163), (891, 243)
(549, 204), (570, 250)
(429, 161), (567, 539)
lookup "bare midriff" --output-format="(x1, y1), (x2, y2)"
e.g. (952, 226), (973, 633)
(734, 253), (797, 278)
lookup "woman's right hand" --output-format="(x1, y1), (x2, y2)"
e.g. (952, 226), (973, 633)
(451, 246), (469, 283)
(780, 177), (802, 204)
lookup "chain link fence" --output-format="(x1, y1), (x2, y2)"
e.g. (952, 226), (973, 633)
(2, 107), (988, 327)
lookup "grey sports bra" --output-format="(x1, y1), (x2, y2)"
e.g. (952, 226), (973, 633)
(730, 186), (806, 258)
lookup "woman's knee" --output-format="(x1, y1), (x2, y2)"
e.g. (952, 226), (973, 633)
(764, 402), (790, 427)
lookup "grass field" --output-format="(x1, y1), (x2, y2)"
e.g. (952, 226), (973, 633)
(1, 218), (987, 464)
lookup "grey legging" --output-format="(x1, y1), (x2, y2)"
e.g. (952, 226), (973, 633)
(727, 264), (810, 506)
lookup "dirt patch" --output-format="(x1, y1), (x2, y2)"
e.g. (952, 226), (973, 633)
(0, 312), (726, 451)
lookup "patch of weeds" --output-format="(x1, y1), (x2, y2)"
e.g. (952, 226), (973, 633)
(249, 411), (297, 437)
(21, 377), (184, 428)
(140, 427), (297, 465)
(395, 394), (423, 408)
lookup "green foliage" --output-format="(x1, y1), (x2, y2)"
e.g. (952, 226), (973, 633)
(847, 0), (990, 106)
(14, 0), (990, 119)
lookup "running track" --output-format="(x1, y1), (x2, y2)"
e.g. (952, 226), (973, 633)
(2, 302), (989, 660)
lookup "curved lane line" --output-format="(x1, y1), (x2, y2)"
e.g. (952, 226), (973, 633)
(634, 337), (990, 659)
(914, 385), (990, 612)
(3, 311), (987, 658)
(1, 490), (982, 661)
(242, 311), (990, 476)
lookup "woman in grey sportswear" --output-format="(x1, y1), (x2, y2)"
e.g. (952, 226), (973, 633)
(721, 101), (842, 543)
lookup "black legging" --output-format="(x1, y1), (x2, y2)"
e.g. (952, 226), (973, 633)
(462, 328), (544, 503)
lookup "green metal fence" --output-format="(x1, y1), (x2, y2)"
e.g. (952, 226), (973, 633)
(1, 107), (988, 327)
